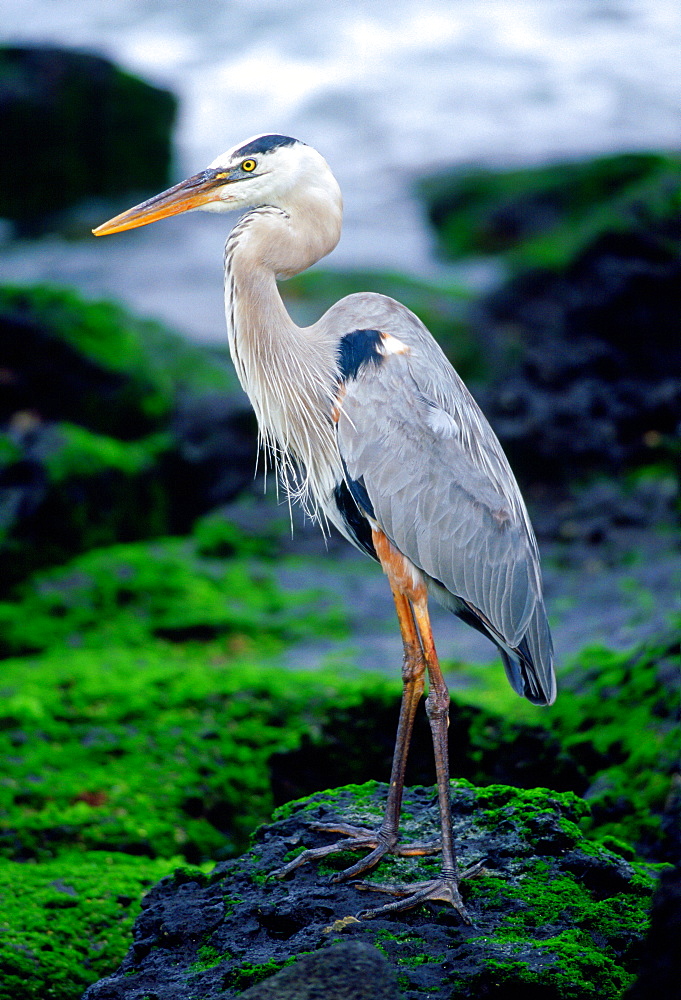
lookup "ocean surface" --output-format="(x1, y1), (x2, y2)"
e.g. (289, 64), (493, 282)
(2, 0), (680, 341)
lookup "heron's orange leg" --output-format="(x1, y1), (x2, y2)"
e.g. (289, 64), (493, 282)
(274, 530), (480, 921)
(272, 582), (439, 882)
(353, 592), (482, 921)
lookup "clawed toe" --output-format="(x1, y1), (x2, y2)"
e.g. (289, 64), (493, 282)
(271, 833), (380, 879)
(272, 822), (442, 883)
(354, 860), (485, 921)
(272, 816), (485, 922)
(356, 875), (471, 922)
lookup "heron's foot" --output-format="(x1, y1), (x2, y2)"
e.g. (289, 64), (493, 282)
(353, 859), (486, 923)
(272, 821), (441, 883)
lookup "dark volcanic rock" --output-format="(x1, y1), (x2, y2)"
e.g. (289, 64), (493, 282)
(626, 864), (681, 1000)
(0, 45), (177, 230)
(238, 942), (400, 999)
(0, 286), (256, 584)
(479, 230), (681, 484)
(84, 782), (659, 1000)
(167, 392), (258, 519)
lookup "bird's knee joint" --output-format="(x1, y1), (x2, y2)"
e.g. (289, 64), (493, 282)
(401, 645), (425, 683)
(402, 663), (425, 685)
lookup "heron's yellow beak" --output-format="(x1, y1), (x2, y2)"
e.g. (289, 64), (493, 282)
(92, 168), (231, 236)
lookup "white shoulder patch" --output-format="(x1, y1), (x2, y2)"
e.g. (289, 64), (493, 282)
(380, 332), (411, 356)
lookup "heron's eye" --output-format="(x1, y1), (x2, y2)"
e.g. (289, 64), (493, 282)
(241, 159), (257, 172)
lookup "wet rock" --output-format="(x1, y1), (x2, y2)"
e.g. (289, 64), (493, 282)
(478, 230), (681, 485)
(83, 782), (659, 1000)
(626, 864), (681, 1000)
(0, 418), (170, 590)
(238, 942), (399, 1000)
(0, 45), (177, 231)
(166, 392), (257, 520)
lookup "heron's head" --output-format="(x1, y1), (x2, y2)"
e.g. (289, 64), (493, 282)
(93, 134), (342, 237)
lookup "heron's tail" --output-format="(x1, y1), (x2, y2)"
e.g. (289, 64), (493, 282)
(501, 601), (556, 706)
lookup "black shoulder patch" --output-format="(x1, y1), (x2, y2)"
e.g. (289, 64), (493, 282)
(333, 481), (377, 560)
(235, 134), (299, 158)
(345, 472), (375, 520)
(338, 329), (383, 381)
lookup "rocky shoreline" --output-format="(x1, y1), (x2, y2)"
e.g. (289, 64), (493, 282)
(0, 50), (679, 999)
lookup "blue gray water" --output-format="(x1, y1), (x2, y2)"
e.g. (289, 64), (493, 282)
(2, 1), (679, 674)
(2, 0), (680, 339)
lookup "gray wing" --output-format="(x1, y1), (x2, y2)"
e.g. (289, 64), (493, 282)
(334, 316), (555, 706)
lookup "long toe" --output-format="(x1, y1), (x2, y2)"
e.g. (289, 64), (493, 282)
(273, 821), (441, 882)
(352, 860), (486, 921)
(271, 834), (381, 879)
(355, 874), (472, 922)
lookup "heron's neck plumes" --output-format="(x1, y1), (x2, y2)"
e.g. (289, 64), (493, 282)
(224, 202), (343, 514)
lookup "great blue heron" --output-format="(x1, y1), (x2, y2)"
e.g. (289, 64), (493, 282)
(94, 134), (556, 922)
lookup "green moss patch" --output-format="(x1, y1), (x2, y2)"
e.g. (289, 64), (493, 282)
(0, 533), (346, 658)
(418, 151), (681, 271)
(1, 284), (246, 583)
(442, 625), (681, 862)
(545, 634), (681, 858)
(0, 642), (394, 863)
(0, 511), (675, 997)
(0, 425), (173, 583)
(0, 284), (237, 437)
(0, 852), (175, 1000)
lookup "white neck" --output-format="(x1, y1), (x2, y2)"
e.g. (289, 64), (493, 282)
(223, 201), (343, 511)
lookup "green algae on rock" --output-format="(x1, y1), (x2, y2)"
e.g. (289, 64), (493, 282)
(546, 632), (681, 864)
(0, 423), (173, 586)
(82, 782), (662, 1000)
(0, 647), (395, 865)
(0, 284), (248, 584)
(0, 532), (347, 658)
(0, 852), (176, 1000)
(418, 152), (681, 272)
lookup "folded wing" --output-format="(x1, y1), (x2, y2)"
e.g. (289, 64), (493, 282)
(335, 339), (555, 706)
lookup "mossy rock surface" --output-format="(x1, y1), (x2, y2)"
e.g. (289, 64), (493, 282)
(83, 782), (663, 1000)
(0, 284), (236, 438)
(0, 422), (172, 586)
(0, 535), (676, 870)
(417, 154), (681, 487)
(273, 627), (681, 867)
(0, 531), (346, 659)
(545, 634), (681, 864)
(0, 534), (364, 866)
(0, 519), (675, 998)
(0, 284), (251, 582)
(418, 152), (681, 271)
(0, 46), (177, 229)
(0, 852), (175, 1000)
